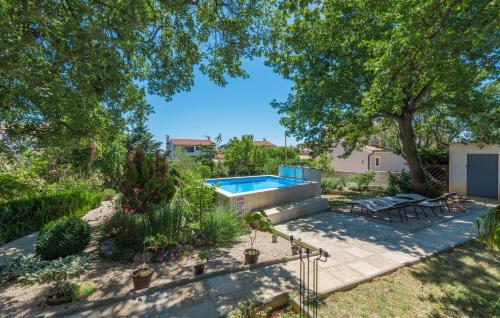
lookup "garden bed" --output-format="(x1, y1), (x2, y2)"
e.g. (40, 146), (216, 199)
(0, 230), (294, 317)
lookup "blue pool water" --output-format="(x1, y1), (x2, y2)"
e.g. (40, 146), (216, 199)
(205, 176), (304, 194)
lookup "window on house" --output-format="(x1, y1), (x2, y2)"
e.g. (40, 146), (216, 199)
(185, 146), (195, 153)
(375, 157), (380, 167)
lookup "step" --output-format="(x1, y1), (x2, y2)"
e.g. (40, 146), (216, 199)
(265, 197), (329, 224)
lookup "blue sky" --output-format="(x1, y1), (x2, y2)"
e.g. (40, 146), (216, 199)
(146, 58), (298, 147)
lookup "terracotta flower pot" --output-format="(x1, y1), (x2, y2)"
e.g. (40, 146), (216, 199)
(132, 269), (153, 290)
(244, 248), (260, 264)
(194, 264), (205, 275)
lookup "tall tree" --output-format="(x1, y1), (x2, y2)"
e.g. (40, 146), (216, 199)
(266, 0), (499, 195)
(0, 0), (267, 149)
(125, 118), (162, 153)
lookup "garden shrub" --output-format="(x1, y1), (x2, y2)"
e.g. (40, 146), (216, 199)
(200, 205), (247, 246)
(119, 148), (176, 213)
(350, 171), (376, 191)
(103, 188), (117, 200)
(0, 254), (93, 285)
(102, 200), (188, 250)
(345, 181), (361, 191)
(0, 191), (103, 244)
(45, 281), (97, 302)
(386, 171), (413, 196)
(35, 217), (92, 260)
(321, 177), (346, 194)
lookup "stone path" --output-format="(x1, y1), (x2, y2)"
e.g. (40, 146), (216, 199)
(42, 197), (496, 318)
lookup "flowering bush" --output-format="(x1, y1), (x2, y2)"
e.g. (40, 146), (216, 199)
(119, 148), (175, 213)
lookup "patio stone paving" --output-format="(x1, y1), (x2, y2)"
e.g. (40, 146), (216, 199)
(39, 197), (497, 318)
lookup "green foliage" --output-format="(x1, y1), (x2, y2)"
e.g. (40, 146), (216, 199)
(198, 251), (209, 262)
(45, 280), (97, 302)
(1, 1), (266, 150)
(102, 200), (187, 250)
(266, 0), (498, 193)
(143, 234), (172, 254)
(345, 181), (361, 192)
(307, 153), (333, 173)
(103, 188), (117, 201)
(224, 135), (299, 176)
(35, 217), (92, 260)
(0, 173), (35, 202)
(119, 148), (176, 213)
(0, 191), (102, 244)
(200, 205), (247, 246)
(244, 210), (274, 250)
(179, 172), (217, 225)
(350, 172), (376, 191)
(418, 147), (449, 165)
(321, 177), (346, 194)
(125, 118), (162, 153)
(476, 207), (500, 251)
(386, 171), (413, 196)
(0, 254), (93, 285)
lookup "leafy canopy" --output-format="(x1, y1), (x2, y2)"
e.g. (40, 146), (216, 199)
(0, 0), (268, 148)
(266, 0), (499, 152)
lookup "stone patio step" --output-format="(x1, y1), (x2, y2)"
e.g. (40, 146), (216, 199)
(265, 197), (328, 224)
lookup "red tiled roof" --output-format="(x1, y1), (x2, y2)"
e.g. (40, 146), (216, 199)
(169, 139), (213, 146)
(253, 140), (276, 147)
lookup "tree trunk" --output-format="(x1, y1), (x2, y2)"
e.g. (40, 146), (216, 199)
(396, 113), (436, 196)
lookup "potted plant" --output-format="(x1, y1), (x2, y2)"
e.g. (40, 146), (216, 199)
(132, 263), (154, 290)
(244, 210), (275, 265)
(194, 250), (209, 275)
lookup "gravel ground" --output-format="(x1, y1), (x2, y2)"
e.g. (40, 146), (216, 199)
(0, 231), (295, 318)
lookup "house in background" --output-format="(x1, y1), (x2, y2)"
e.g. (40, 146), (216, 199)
(330, 143), (408, 172)
(165, 135), (213, 160)
(252, 138), (277, 147)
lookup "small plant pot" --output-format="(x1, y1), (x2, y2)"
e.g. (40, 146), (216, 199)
(132, 269), (153, 290)
(244, 248), (260, 265)
(194, 264), (205, 275)
(272, 234), (278, 243)
(291, 245), (300, 255)
(46, 296), (72, 306)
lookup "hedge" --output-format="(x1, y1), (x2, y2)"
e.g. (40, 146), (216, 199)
(0, 191), (103, 244)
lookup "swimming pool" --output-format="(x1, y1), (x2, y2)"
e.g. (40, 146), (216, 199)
(205, 176), (304, 194)
(206, 175), (320, 214)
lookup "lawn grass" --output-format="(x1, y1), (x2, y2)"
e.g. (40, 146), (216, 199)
(322, 187), (387, 208)
(316, 241), (500, 318)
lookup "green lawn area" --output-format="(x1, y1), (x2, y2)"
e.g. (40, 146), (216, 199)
(316, 241), (500, 318)
(322, 188), (387, 208)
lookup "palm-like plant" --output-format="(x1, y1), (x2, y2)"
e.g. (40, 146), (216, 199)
(245, 210), (275, 252)
(476, 206), (500, 251)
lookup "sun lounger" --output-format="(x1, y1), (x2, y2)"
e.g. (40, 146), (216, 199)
(396, 192), (457, 216)
(350, 197), (414, 223)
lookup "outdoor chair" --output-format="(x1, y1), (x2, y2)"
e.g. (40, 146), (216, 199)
(350, 198), (414, 223)
(396, 192), (457, 216)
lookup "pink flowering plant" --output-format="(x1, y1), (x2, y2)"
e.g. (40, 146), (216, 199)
(119, 148), (176, 213)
